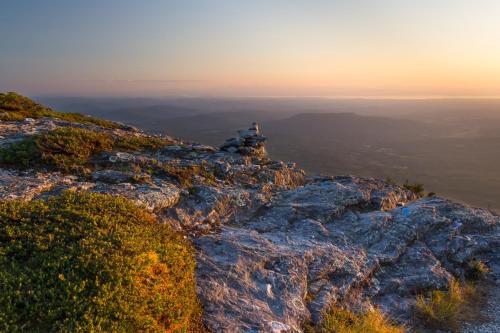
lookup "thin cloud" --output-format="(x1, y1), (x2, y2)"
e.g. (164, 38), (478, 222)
(70, 79), (208, 84)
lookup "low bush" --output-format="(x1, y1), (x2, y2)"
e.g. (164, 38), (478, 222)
(320, 306), (404, 333)
(0, 137), (41, 168)
(37, 127), (115, 171)
(0, 127), (173, 173)
(0, 127), (114, 172)
(403, 180), (425, 197)
(0, 191), (203, 332)
(161, 162), (217, 188)
(0, 92), (121, 129)
(466, 259), (490, 280)
(415, 280), (481, 332)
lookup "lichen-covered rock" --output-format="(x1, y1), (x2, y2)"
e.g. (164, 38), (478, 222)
(0, 169), (76, 201)
(91, 180), (181, 211)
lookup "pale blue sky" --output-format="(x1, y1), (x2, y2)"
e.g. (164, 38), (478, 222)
(1, 0), (499, 97)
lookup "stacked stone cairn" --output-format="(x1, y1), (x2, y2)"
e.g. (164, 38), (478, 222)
(220, 122), (267, 157)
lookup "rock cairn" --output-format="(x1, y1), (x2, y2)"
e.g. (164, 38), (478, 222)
(220, 122), (267, 157)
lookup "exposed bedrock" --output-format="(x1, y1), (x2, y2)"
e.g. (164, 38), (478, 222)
(0, 117), (498, 332)
(194, 178), (499, 332)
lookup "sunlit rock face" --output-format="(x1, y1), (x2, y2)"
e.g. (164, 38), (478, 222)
(193, 177), (499, 332)
(1, 115), (499, 333)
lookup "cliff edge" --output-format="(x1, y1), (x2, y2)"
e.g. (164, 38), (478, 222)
(1, 93), (499, 332)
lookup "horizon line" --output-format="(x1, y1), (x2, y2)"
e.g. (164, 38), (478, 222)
(31, 94), (500, 100)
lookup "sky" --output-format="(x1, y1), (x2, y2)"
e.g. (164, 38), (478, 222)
(1, 0), (500, 97)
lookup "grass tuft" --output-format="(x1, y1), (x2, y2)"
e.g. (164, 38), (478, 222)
(415, 280), (481, 332)
(320, 306), (404, 333)
(0, 191), (204, 332)
(466, 259), (490, 281)
(403, 180), (425, 197)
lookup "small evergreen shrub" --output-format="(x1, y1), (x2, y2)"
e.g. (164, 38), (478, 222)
(0, 127), (173, 173)
(0, 127), (114, 172)
(320, 306), (404, 333)
(0, 138), (41, 168)
(466, 259), (490, 280)
(403, 180), (425, 197)
(37, 127), (115, 171)
(0, 191), (203, 332)
(160, 162), (217, 188)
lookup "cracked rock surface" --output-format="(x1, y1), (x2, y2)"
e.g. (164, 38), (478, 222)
(1, 118), (499, 333)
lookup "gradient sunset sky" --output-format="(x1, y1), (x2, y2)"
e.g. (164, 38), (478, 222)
(1, 0), (500, 97)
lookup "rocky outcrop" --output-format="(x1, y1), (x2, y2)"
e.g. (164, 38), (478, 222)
(194, 177), (499, 332)
(1, 115), (499, 333)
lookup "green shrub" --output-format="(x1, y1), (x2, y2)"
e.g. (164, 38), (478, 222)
(466, 259), (490, 280)
(403, 180), (425, 197)
(0, 127), (114, 172)
(384, 177), (396, 185)
(0, 127), (174, 173)
(37, 127), (115, 171)
(160, 162), (217, 188)
(0, 138), (42, 168)
(0, 92), (121, 129)
(320, 306), (404, 333)
(0, 191), (203, 332)
(415, 280), (480, 332)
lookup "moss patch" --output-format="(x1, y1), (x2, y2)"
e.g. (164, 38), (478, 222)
(0, 191), (203, 332)
(0, 92), (121, 129)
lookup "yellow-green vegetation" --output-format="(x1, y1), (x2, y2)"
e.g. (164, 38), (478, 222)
(415, 280), (481, 332)
(466, 259), (490, 280)
(0, 127), (114, 172)
(319, 306), (404, 333)
(0, 191), (203, 332)
(0, 127), (173, 172)
(0, 137), (41, 168)
(37, 127), (114, 171)
(403, 180), (425, 197)
(0, 92), (121, 128)
(161, 162), (217, 188)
